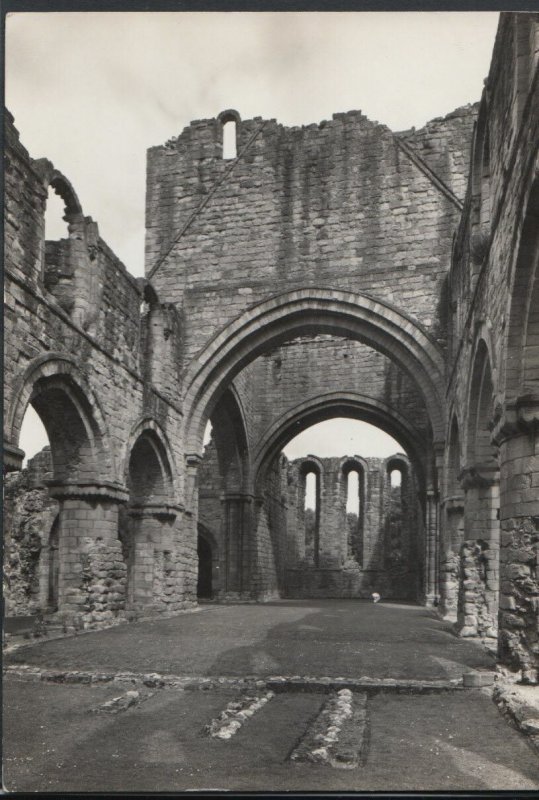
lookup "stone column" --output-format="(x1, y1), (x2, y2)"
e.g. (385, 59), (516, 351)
(221, 492), (253, 597)
(184, 453), (203, 601)
(493, 398), (539, 683)
(47, 480), (129, 631)
(126, 504), (180, 614)
(458, 466), (499, 639)
(439, 495), (464, 621)
(423, 488), (439, 606)
(318, 464), (343, 569)
(363, 467), (383, 570)
(3, 441), (25, 474)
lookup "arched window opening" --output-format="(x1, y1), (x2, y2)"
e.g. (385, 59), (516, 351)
(390, 468), (402, 489)
(43, 185), (76, 311)
(386, 464), (406, 570)
(346, 470), (359, 515)
(344, 466), (364, 566)
(127, 433), (169, 507)
(303, 469), (320, 567)
(44, 185), (70, 242)
(222, 119), (237, 160)
(468, 344), (497, 471)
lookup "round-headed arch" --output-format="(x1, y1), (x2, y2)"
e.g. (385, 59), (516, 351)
(253, 392), (427, 494)
(6, 353), (114, 482)
(32, 159), (84, 218)
(183, 288), (445, 456)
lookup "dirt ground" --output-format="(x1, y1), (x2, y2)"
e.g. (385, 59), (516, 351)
(4, 600), (538, 793)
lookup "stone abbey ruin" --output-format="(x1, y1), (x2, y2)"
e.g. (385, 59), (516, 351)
(4, 13), (539, 683)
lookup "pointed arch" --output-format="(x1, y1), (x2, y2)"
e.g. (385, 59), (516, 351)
(466, 339), (497, 472)
(253, 391), (427, 494)
(124, 419), (176, 507)
(183, 288), (445, 458)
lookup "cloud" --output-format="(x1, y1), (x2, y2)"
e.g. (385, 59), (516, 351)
(6, 11), (498, 275)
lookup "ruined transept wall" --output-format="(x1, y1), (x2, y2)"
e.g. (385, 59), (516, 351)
(145, 103), (477, 371)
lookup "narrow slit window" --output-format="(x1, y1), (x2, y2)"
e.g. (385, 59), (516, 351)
(304, 470), (320, 566)
(222, 120), (237, 159)
(346, 470), (360, 516)
(44, 186), (69, 242)
(345, 467), (363, 566)
(390, 468), (402, 489)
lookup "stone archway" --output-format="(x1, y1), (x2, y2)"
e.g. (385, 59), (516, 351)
(253, 391), (428, 495)
(183, 288), (446, 459)
(183, 290), (445, 605)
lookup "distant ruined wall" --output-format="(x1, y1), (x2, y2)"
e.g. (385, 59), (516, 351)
(283, 454), (421, 600)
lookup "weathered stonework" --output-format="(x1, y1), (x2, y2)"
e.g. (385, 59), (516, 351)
(3, 14), (539, 679)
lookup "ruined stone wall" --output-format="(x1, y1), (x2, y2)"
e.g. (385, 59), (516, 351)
(283, 454), (421, 600)
(445, 13), (539, 679)
(3, 448), (58, 615)
(4, 112), (190, 628)
(145, 104), (476, 369)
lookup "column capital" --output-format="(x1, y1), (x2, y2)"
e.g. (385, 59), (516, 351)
(491, 393), (539, 446)
(458, 464), (499, 490)
(47, 480), (129, 503)
(3, 441), (25, 473)
(220, 492), (256, 504)
(440, 494), (464, 512)
(186, 453), (203, 468)
(127, 502), (182, 520)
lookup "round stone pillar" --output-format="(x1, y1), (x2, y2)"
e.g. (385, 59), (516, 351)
(423, 488), (440, 606)
(126, 503), (181, 614)
(493, 398), (539, 683)
(439, 495), (464, 620)
(221, 492), (254, 598)
(47, 480), (129, 631)
(457, 466), (500, 640)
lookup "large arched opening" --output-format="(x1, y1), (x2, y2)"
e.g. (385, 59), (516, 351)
(183, 290), (444, 605)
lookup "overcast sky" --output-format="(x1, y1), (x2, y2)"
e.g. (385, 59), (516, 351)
(7, 11), (500, 462)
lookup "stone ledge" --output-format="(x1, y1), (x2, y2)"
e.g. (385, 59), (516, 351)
(3, 665), (464, 694)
